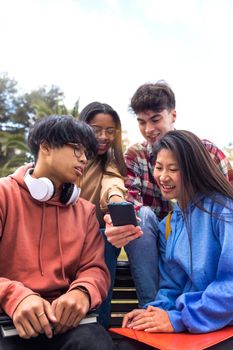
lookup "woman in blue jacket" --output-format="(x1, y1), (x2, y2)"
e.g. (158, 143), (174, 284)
(122, 129), (233, 334)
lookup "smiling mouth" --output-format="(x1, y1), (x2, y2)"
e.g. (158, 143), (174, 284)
(160, 184), (175, 190)
(97, 143), (109, 151)
(75, 167), (84, 176)
(147, 134), (160, 142)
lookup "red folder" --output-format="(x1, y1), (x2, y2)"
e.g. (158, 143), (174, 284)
(109, 327), (233, 350)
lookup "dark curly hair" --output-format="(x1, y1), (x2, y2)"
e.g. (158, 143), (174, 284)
(130, 80), (175, 115)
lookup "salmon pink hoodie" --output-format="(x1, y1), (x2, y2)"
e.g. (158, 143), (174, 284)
(0, 164), (110, 317)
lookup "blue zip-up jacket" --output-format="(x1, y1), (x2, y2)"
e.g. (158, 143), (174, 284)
(146, 194), (233, 333)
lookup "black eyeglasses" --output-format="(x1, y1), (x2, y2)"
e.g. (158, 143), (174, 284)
(67, 143), (88, 159)
(90, 126), (118, 138)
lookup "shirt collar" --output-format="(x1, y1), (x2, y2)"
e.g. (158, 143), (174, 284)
(146, 142), (154, 162)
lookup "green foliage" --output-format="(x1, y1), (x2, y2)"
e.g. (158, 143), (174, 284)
(0, 131), (31, 176)
(71, 99), (80, 119)
(0, 72), (19, 124)
(21, 85), (69, 125)
(0, 72), (80, 176)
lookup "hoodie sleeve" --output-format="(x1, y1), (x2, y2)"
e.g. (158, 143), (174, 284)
(171, 212), (233, 333)
(124, 144), (144, 210)
(68, 206), (110, 309)
(0, 278), (39, 317)
(100, 162), (127, 212)
(0, 177), (39, 317)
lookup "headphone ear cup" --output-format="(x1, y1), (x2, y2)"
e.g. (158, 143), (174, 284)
(24, 170), (55, 201)
(60, 183), (81, 205)
(67, 185), (81, 205)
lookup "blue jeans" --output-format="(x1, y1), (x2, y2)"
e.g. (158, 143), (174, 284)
(125, 206), (160, 308)
(97, 229), (121, 329)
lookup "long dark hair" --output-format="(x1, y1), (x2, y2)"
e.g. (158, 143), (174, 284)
(79, 101), (127, 176)
(153, 130), (233, 208)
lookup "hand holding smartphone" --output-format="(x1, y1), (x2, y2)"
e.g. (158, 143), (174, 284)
(107, 202), (138, 226)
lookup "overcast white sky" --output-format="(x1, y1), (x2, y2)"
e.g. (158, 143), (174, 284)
(1, 0), (233, 147)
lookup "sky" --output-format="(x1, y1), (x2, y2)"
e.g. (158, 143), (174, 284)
(1, 0), (233, 147)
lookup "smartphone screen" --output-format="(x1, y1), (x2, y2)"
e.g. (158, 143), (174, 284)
(107, 202), (138, 226)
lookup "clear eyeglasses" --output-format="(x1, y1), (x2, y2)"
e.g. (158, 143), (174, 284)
(67, 142), (88, 159)
(90, 126), (118, 138)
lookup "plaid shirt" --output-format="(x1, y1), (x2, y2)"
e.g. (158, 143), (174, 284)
(125, 139), (233, 220)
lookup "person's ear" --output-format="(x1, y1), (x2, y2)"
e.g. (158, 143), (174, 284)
(39, 141), (51, 155)
(171, 109), (177, 123)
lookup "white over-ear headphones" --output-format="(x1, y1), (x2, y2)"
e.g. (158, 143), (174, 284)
(24, 168), (81, 205)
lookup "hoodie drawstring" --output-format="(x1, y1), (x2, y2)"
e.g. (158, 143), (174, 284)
(39, 204), (45, 276)
(56, 206), (66, 280)
(38, 204), (66, 280)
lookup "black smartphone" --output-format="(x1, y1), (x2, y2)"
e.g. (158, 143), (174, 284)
(107, 202), (138, 226)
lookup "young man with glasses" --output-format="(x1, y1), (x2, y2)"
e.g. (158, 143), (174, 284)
(0, 115), (114, 349)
